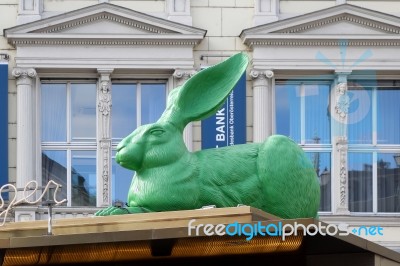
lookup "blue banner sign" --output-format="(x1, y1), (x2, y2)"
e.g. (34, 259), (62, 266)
(0, 64), (8, 187)
(201, 74), (246, 149)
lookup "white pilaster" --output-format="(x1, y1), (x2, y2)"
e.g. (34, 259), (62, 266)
(251, 69), (274, 143)
(97, 68), (113, 207)
(254, 0), (279, 26)
(332, 71), (351, 215)
(167, 0), (192, 26)
(17, 0), (42, 24)
(12, 68), (37, 198)
(173, 69), (196, 151)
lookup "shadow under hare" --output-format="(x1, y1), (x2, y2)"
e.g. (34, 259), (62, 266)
(95, 53), (320, 219)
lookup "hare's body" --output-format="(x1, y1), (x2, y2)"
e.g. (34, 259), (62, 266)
(126, 135), (319, 219)
(95, 53), (320, 218)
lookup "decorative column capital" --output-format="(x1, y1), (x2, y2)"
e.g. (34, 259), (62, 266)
(250, 69), (274, 88)
(173, 69), (196, 86)
(12, 68), (36, 85)
(97, 68), (114, 74)
(173, 69), (196, 79)
(250, 69), (274, 79)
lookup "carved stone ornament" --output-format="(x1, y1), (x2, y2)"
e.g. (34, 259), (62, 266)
(335, 83), (350, 121)
(336, 136), (348, 207)
(12, 68), (37, 85)
(173, 70), (196, 79)
(100, 140), (111, 203)
(250, 69), (274, 80)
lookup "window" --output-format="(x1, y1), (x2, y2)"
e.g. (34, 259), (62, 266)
(348, 80), (400, 213)
(41, 81), (166, 207)
(41, 82), (97, 206)
(275, 81), (332, 212)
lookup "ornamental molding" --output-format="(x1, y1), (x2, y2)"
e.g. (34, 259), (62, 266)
(10, 39), (200, 46)
(35, 13), (172, 34)
(99, 139), (111, 204)
(278, 14), (400, 34)
(246, 39), (400, 47)
(336, 136), (348, 208)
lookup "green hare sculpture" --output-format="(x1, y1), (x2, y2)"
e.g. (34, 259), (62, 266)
(95, 53), (320, 219)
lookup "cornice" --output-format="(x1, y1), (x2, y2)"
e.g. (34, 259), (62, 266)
(7, 33), (203, 46)
(245, 37), (400, 47)
(10, 39), (200, 46)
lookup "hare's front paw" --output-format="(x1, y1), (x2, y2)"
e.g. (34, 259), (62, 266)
(94, 206), (150, 216)
(94, 206), (129, 216)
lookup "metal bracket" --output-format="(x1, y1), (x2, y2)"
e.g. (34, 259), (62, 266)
(0, 53), (10, 61)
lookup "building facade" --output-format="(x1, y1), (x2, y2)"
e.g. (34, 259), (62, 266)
(0, 0), (399, 252)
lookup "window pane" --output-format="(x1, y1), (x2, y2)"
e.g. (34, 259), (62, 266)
(306, 152), (331, 212)
(348, 153), (373, 212)
(304, 84), (330, 144)
(112, 151), (134, 205)
(71, 151), (96, 206)
(275, 84), (301, 143)
(141, 84), (166, 125)
(71, 84), (96, 142)
(347, 84), (372, 144)
(42, 150), (67, 204)
(41, 84), (67, 142)
(378, 153), (400, 212)
(112, 84), (137, 141)
(377, 88), (400, 144)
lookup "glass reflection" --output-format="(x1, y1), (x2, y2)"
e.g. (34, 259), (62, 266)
(112, 151), (134, 205)
(275, 84), (300, 143)
(141, 84), (166, 125)
(71, 84), (96, 142)
(348, 153), (373, 212)
(378, 153), (400, 212)
(347, 85), (372, 144)
(275, 83), (330, 144)
(41, 150), (67, 204)
(306, 152), (331, 212)
(377, 88), (400, 144)
(71, 151), (96, 206)
(112, 84), (137, 141)
(41, 84), (67, 142)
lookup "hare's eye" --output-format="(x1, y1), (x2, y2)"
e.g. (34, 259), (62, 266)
(150, 128), (165, 136)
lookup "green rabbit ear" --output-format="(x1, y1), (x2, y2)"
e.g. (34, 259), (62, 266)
(159, 53), (248, 131)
